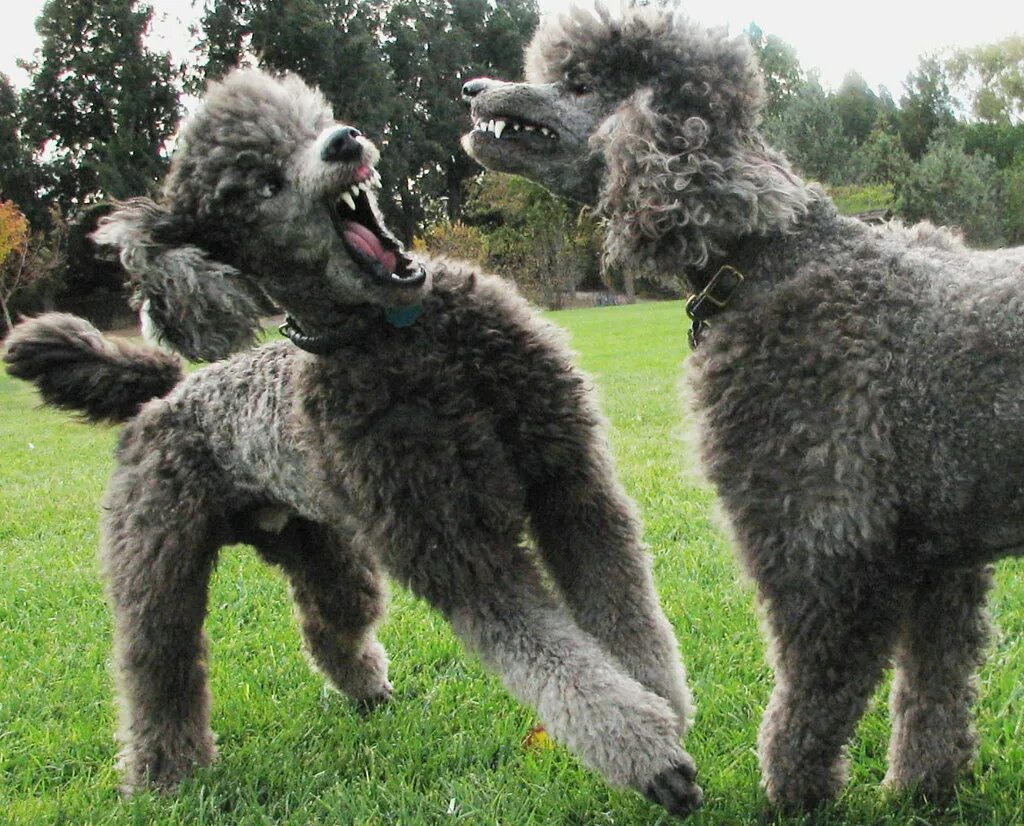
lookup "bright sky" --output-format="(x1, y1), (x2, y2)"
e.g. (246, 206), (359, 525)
(1, 1), (1021, 97)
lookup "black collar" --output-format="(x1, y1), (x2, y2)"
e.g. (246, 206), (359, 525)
(279, 302), (424, 355)
(685, 263), (745, 349)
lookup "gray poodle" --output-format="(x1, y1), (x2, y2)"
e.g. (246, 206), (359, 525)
(461, 3), (1024, 811)
(3, 69), (703, 816)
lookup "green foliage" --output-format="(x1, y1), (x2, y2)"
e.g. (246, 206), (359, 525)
(834, 71), (895, 146)
(766, 78), (853, 184)
(947, 36), (1024, 124)
(827, 184), (896, 217)
(850, 127), (912, 185)
(959, 121), (1024, 169)
(413, 219), (488, 262)
(19, 0), (180, 210)
(745, 23), (804, 122)
(418, 172), (604, 308)
(898, 133), (1005, 247)
(1003, 157), (1024, 244)
(898, 55), (958, 160)
(0, 74), (47, 228)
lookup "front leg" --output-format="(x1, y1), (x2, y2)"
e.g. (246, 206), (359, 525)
(351, 405), (701, 818)
(402, 539), (702, 818)
(527, 454), (694, 733)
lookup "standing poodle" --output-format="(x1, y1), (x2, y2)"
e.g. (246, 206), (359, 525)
(4, 69), (702, 817)
(462, 3), (1024, 811)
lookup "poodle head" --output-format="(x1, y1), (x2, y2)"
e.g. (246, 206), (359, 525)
(93, 69), (428, 361)
(462, 3), (811, 279)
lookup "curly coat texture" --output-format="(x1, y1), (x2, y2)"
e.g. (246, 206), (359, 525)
(462, 2), (1024, 811)
(3, 69), (702, 818)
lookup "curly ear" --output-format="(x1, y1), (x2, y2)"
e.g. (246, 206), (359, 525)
(594, 89), (813, 284)
(92, 198), (264, 362)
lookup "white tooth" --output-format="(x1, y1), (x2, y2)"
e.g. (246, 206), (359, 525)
(341, 191), (356, 211)
(358, 180), (371, 192)
(540, 127), (551, 137)
(488, 119), (496, 133)
(493, 120), (506, 139)
(512, 123), (521, 131)
(524, 124), (535, 132)
(350, 184), (361, 198)
(372, 170), (381, 186)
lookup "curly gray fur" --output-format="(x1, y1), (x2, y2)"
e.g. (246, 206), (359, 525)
(462, 2), (1024, 811)
(4, 68), (701, 818)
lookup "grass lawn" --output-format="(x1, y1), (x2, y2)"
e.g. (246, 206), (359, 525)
(2, 299), (1023, 824)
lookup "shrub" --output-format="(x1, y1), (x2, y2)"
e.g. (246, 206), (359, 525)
(897, 134), (1005, 247)
(827, 184), (896, 216)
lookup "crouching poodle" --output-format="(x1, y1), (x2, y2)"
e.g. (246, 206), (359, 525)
(462, 2), (1024, 811)
(4, 68), (702, 817)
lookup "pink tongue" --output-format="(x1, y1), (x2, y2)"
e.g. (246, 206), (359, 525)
(343, 221), (397, 274)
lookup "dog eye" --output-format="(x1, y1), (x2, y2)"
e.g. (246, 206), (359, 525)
(565, 79), (590, 95)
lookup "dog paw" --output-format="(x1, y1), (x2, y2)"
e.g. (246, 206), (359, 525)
(357, 678), (394, 711)
(644, 755), (703, 818)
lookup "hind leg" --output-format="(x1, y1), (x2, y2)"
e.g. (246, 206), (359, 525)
(101, 441), (223, 794)
(884, 565), (993, 795)
(757, 566), (902, 810)
(246, 516), (391, 704)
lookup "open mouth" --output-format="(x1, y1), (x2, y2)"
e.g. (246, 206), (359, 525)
(470, 114), (560, 145)
(330, 165), (425, 288)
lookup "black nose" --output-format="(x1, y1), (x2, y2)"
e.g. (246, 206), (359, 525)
(321, 126), (363, 162)
(462, 78), (491, 100)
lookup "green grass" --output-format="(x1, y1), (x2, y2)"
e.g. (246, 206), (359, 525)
(2, 299), (1023, 824)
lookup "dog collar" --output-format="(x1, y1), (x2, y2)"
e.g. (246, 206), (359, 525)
(685, 264), (744, 349)
(280, 305), (422, 355)
(384, 304), (423, 328)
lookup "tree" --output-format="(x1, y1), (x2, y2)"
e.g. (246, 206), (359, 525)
(898, 134), (1005, 247)
(1004, 157), (1024, 244)
(457, 173), (600, 308)
(947, 36), (1024, 125)
(834, 72), (892, 146)
(899, 55), (957, 160)
(19, 0), (180, 211)
(0, 202), (66, 332)
(768, 78), (853, 184)
(852, 126), (912, 185)
(746, 23), (804, 123)
(0, 74), (47, 229)
(381, 0), (539, 238)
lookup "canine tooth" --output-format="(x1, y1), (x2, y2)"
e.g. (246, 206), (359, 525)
(493, 120), (506, 139)
(341, 191), (356, 211)
(350, 184), (361, 198)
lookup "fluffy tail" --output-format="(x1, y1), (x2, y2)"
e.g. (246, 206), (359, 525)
(3, 313), (184, 424)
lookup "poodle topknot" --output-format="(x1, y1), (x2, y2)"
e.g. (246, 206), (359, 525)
(5, 68), (702, 819)
(463, 2), (1024, 812)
